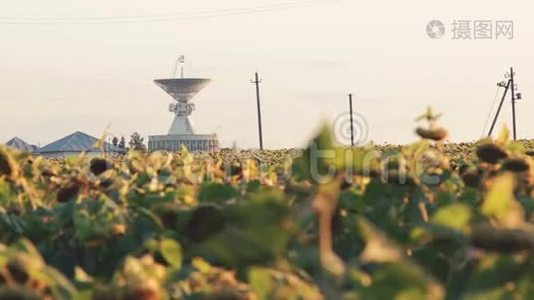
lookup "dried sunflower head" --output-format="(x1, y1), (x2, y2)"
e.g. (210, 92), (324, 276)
(415, 127), (448, 141)
(476, 143), (508, 164)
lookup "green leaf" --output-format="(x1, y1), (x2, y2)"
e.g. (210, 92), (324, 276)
(0, 178), (15, 206)
(292, 123), (342, 181)
(432, 203), (471, 230)
(415, 107), (442, 122)
(160, 238), (182, 270)
(248, 267), (273, 299)
(198, 183), (236, 203)
(481, 173), (515, 220)
(358, 262), (443, 300)
(498, 126), (510, 144)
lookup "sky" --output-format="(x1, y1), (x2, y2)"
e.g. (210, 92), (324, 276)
(1, 0), (533, 149)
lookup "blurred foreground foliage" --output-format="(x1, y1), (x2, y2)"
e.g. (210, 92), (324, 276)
(2, 111), (534, 299)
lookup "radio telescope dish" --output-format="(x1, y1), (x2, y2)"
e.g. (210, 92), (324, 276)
(154, 78), (211, 103)
(154, 78), (211, 135)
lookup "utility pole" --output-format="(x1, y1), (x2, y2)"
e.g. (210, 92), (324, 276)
(510, 67), (517, 140)
(488, 80), (511, 137)
(348, 93), (354, 146)
(251, 72), (264, 150)
(486, 67), (522, 139)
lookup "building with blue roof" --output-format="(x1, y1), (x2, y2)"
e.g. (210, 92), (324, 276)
(39, 131), (125, 158)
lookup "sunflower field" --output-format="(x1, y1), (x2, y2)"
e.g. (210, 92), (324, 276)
(1, 111), (534, 299)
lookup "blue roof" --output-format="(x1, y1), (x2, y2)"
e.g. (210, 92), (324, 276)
(5, 137), (38, 153)
(39, 131), (124, 154)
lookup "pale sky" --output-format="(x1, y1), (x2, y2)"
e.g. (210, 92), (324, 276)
(1, 0), (533, 149)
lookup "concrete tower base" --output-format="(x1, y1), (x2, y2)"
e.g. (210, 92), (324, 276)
(148, 134), (219, 152)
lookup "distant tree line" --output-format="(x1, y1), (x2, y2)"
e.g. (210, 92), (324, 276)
(110, 132), (146, 152)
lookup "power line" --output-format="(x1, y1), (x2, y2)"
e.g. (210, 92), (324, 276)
(0, 0), (328, 20)
(481, 85), (501, 138)
(0, 0), (337, 25)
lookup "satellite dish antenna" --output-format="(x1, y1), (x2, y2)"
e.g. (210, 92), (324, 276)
(154, 78), (211, 135)
(149, 58), (219, 153)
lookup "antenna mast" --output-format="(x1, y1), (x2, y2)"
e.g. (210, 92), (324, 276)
(173, 55), (185, 78)
(180, 55), (185, 78)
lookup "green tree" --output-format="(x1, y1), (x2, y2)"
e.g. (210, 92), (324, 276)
(128, 132), (146, 152)
(118, 136), (126, 149)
